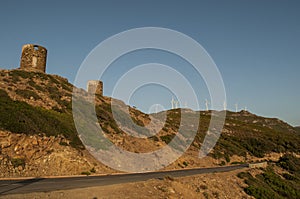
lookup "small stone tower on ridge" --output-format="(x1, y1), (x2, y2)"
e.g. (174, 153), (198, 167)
(20, 44), (47, 73)
(87, 80), (103, 96)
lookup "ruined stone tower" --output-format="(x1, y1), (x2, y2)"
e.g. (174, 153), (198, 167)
(87, 80), (103, 96)
(20, 44), (47, 73)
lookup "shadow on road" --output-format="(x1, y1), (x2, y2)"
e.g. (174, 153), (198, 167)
(0, 178), (44, 195)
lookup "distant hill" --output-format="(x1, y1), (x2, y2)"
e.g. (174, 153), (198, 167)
(0, 69), (299, 176)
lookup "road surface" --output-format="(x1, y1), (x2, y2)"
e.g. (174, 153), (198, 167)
(0, 164), (248, 195)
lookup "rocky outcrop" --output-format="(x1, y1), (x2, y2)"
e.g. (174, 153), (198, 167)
(0, 131), (113, 177)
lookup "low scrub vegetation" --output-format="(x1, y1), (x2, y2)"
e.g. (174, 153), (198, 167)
(238, 154), (300, 199)
(0, 89), (82, 149)
(15, 89), (41, 100)
(210, 115), (300, 160)
(11, 158), (25, 168)
(1, 70), (299, 161)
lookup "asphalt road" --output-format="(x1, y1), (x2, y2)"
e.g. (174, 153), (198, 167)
(0, 164), (248, 195)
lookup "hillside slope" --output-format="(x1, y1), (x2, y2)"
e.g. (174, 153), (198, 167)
(295, 126), (300, 134)
(0, 69), (299, 177)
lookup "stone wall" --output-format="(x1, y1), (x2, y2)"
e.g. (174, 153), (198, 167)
(20, 44), (47, 73)
(248, 162), (268, 168)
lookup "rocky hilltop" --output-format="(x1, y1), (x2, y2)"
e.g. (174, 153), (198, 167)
(0, 69), (299, 178)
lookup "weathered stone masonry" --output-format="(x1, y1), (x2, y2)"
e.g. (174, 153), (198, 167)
(87, 80), (103, 96)
(20, 44), (47, 73)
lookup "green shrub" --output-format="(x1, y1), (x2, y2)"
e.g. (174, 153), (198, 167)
(160, 134), (175, 144)
(90, 167), (96, 173)
(81, 171), (91, 176)
(149, 136), (159, 142)
(203, 192), (209, 199)
(282, 173), (297, 181)
(11, 158), (25, 168)
(219, 161), (226, 166)
(183, 161), (188, 167)
(15, 89), (41, 100)
(59, 141), (68, 146)
(237, 172), (252, 179)
(225, 153), (231, 162)
(28, 80), (45, 92)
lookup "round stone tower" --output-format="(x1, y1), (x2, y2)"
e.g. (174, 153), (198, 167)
(20, 44), (47, 73)
(87, 80), (103, 96)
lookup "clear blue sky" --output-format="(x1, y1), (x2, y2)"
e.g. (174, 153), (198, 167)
(0, 0), (299, 126)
